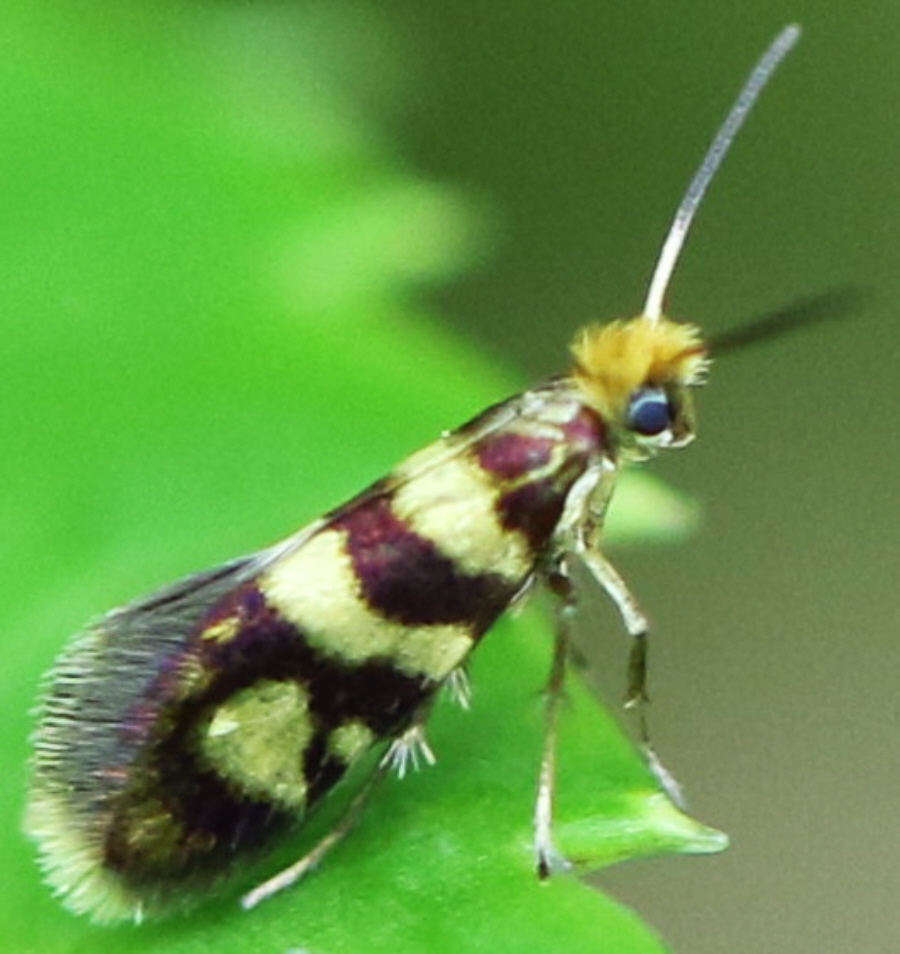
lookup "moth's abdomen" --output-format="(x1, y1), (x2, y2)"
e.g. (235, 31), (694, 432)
(27, 385), (605, 922)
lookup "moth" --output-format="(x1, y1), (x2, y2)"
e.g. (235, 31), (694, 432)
(26, 26), (801, 923)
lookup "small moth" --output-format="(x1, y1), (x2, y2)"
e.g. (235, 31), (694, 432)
(27, 26), (801, 923)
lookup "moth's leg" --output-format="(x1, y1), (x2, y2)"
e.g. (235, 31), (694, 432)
(241, 758), (389, 910)
(534, 571), (575, 878)
(576, 549), (685, 807)
(445, 666), (472, 711)
(241, 724), (434, 911)
(576, 550), (650, 709)
(382, 722), (438, 779)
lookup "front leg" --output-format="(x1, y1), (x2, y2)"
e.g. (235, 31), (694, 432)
(573, 548), (685, 808)
(576, 549), (650, 710)
(556, 468), (651, 707)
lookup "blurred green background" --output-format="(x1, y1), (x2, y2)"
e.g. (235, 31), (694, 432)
(3, 1), (899, 952)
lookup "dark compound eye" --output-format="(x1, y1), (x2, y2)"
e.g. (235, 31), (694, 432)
(627, 386), (673, 436)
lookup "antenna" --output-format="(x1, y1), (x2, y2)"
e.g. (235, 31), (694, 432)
(642, 24), (801, 322)
(709, 285), (868, 356)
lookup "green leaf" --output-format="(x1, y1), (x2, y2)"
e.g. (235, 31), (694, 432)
(0, 3), (721, 952)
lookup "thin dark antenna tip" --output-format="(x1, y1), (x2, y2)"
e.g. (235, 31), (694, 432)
(709, 286), (871, 357)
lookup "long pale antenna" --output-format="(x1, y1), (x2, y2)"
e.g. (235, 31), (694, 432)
(642, 24), (801, 322)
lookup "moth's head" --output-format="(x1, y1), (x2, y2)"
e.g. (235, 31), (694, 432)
(570, 315), (709, 457)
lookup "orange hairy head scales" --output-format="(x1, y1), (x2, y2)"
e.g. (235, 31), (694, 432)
(570, 316), (708, 422)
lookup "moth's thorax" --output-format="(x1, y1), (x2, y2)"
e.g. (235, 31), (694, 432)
(374, 380), (610, 595)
